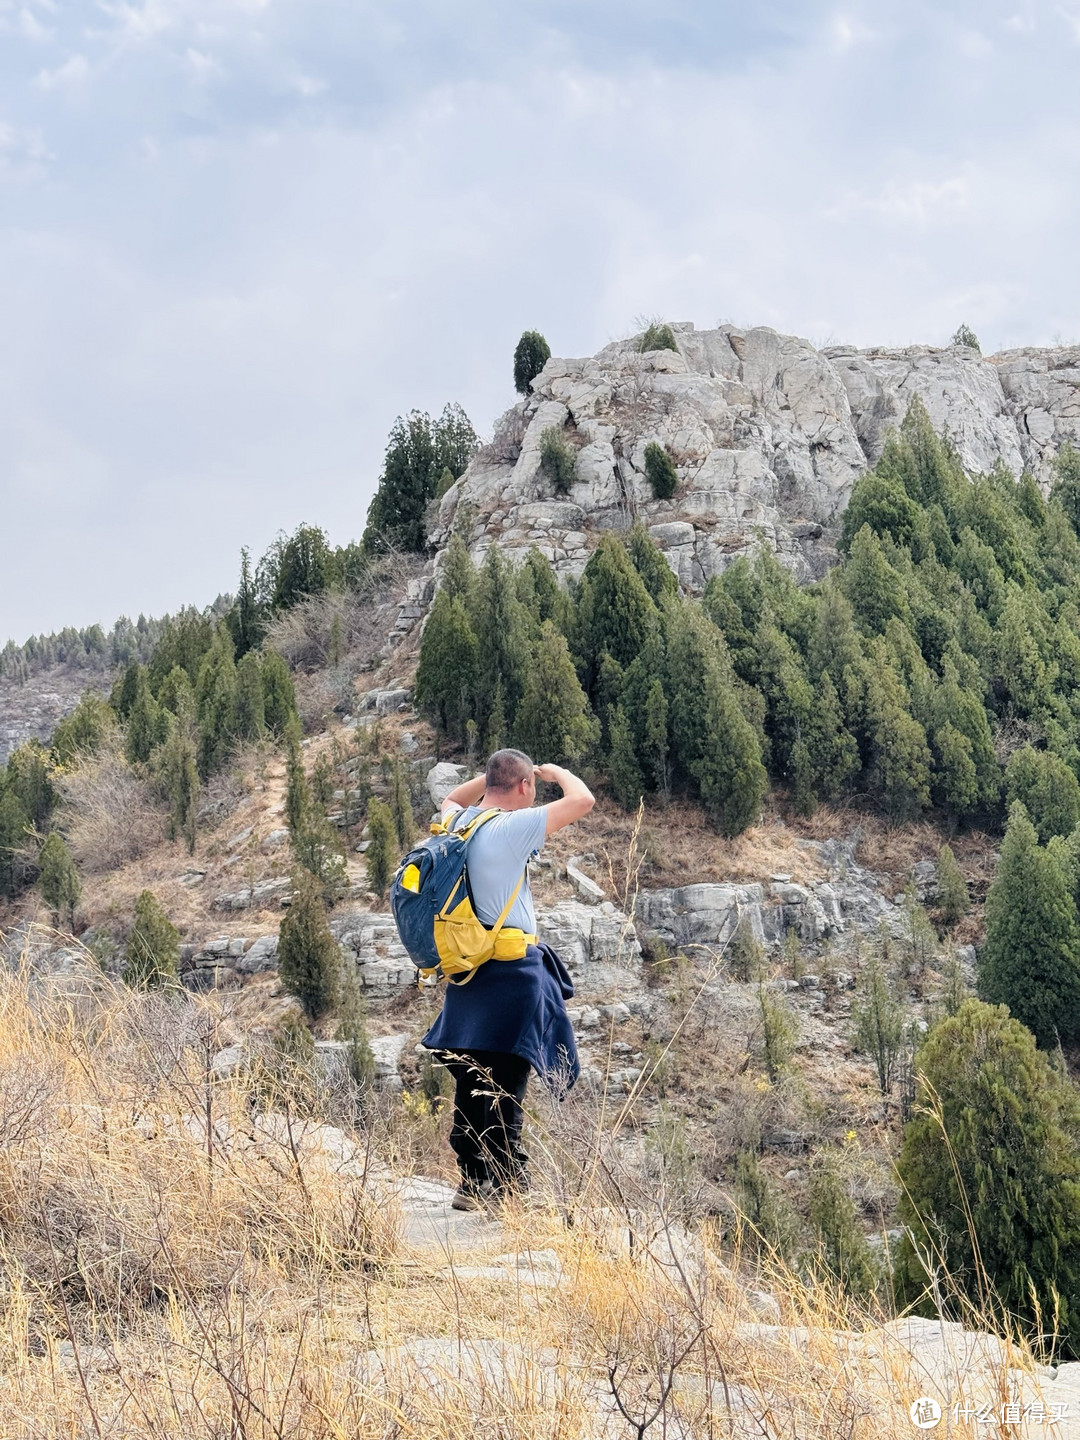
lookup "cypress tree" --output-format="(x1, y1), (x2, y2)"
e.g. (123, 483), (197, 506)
(365, 798), (396, 901)
(514, 622), (599, 765)
(894, 999), (1080, 1357)
(414, 590), (479, 744)
(806, 672), (859, 799)
(125, 676), (163, 765)
(6, 742), (55, 831)
(196, 624), (238, 775)
(390, 757), (415, 848)
(230, 546), (264, 657)
(336, 968), (375, 1090)
(863, 654), (931, 820)
(513, 330), (551, 394)
(474, 546), (527, 733)
(515, 546), (568, 628)
(277, 870), (342, 1020)
(1051, 442), (1080, 535)
(38, 832), (80, 928)
(841, 526), (910, 635)
(235, 651), (266, 742)
(574, 533), (658, 691)
(980, 803), (1080, 1047)
(937, 843), (969, 927)
(261, 651), (297, 735)
(606, 705), (644, 810)
(626, 522), (677, 603)
(0, 790), (30, 898)
(539, 427), (576, 494)
(1005, 745), (1080, 843)
(440, 532), (478, 608)
(643, 441), (678, 500)
(284, 720), (311, 835)
(158, 707), (200, 855)
(789, 737), (815, 817)
(123, 889), (179, 988)
(111, 661), (142, 720)
(51, 691), (115, 767)
(807, 1160), (878, 1300)
(852, 950), (906, 1094)
(643, 677), (670, 801)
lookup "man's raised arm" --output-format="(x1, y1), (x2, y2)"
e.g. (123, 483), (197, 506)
(442, 773), (488, 812)
(536, 764), (595, 837)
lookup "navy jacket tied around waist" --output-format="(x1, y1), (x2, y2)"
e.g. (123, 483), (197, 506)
(421, 942), (579, 1096)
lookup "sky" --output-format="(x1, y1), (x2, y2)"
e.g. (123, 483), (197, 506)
(1, 0), (1079, 642)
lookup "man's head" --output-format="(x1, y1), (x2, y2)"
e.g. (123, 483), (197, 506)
(484, 748), (536, 810)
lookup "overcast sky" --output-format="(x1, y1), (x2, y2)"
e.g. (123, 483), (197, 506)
(1, 0), (1078, 643)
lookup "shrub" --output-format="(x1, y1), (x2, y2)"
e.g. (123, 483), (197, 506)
(37, 832), (80, 928)
(638, 322), (679, 353)
(365, 797), (396, 901)
(643, 441), (678, 500)
(59, 751), (166, 873)
(513, 330), (551, 394)
(123, 890), (179, 988)
(807, 1159), (879, 1300)
(539, 427), (576, 495)
(936, 844), (969, 927)
(950, 323), (980, 351)
(851, 950), (905, 1093)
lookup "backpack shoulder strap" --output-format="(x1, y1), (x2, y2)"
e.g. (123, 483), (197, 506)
(455, 806), (503, 841)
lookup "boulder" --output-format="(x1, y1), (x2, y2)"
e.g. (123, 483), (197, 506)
(426, 761), (469, 808)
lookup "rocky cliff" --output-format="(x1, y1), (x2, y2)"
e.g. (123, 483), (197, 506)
(434, 324), (1080, 590)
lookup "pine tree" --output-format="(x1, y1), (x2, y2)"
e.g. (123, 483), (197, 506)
(125, 675), (163, 765)
(1051, 442), (1080, 535)
(277, 870), (342, 1020)
(123, 889), (179, 988)
(643, 441), (678, 500)
(937, 844), (970, 927)
(806, 672), (859, 799)
(894, 999), (1080, 1356)
(390, 757), (415, 848)
(261, 651), (297, 735)
(51, 691), (115, 767)
(230, 546), (265, 657)
(981, 803), (1080, 1047)
(643, 677), (670, 801)
(195, 624), (238, 775)
(234, 651), (266, 741)
(841, 525), (911, 635)
(38, 832), (80, 928)
(863, 654), (931, 820)
(513, 330), (551, 394)
(474, 546), (527, 733)
(606, 705), (644, 810)
(158, 706), (200, 855)
(514, 622), (599, 765)
(626, 522), (677, 603)
(365, 798), (396, 901)
(574, 534), (658, 692)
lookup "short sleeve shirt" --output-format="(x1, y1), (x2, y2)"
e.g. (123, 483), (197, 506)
(442, 802), (547, 934)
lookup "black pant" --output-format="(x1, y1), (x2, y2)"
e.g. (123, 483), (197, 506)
(438, 1049), (532, 1192)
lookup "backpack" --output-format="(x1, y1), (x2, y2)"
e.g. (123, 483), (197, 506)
(390, 807), (534, 985)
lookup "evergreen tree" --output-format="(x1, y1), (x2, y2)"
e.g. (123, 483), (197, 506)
(852, 950), (906, 1093)
(841, 525), (910, 635)
(514, 622), (599, 765)
(290, 812), (348, 903)
(440, 531), (478, 607)
(364, 406), (476, 552)
(789, 737), (815, 817)
(125, 672), (163, 765)
(474, 546), (527, 732)
(365, 798), (396, 901)
(626, 522), (678, 603)
(284, 720), (311, 835)
(894, 1000), (1080, 1357)
(734, 1149), (798, 1259)
(937, 843), (969, 927)
(574, 534), (658, 691)
(230, 546), (265, 656)
(840, 473), (926, 556)
(123, 889), (179, 988)
(0, 790), (30, 898)
(5, 742), (55, 831)
(806, 672), (859, 799)
(261, 650), (297, 735)
(51, 691), (115, 767)
(807, 1160), (878, 1300)
(643, 441), (678, 500)
(158, 703), (200, 855)
(1005, 745), (1080, 843)
(863, 654), (932, 819)
(111, 661), (142, 720)
(434, 465), (456, 500)
(234, 651), (266, 741)
(1051, 442), (1080, 535)
(390, 756), (415, 848)
(195, 623), (238, 775)
(513, 330), (551, 394)
(414, 590), (479, 744)
(516, 546), (569, 628)
(980, 804), (1080, 1047)
(606, 705), (644, 810)
(539, 427), (576, 494)
(38, 832), (80, 928)
(643, 677), (670, 801)
(950, 322), (980, 351)
(336, 967), (375, 1090)
(754, 618), (813, 775)
(277, 870), (342, 1020)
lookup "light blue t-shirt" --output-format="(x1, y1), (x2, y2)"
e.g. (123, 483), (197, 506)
(443, 803), (547, 934)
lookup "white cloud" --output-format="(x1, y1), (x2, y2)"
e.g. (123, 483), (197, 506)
(36, 53), (89, 88)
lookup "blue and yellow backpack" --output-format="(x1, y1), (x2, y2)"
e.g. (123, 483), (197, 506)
(390, 808), (535, 984)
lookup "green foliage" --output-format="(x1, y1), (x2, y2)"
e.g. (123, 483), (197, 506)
(259, 524), (334, 613)
(195, 624), (238, 776)
(1051, 443), (1080, 535)
(851, 950), (906, 1093)
(894, 1000), (1080, 1356)
(390, 757), (415, 848)
(365, 798), (396, 901)
(575, 534), (658, 689)
(606, 705), (643, 810)
(936, 844), (969, 927)
(626, 522), (678, 602)
(51, 691), (115, 768)
(277, 870), (342, 1020)
(539, 426), (577, 495)
(157, 703), (200, 855)
(643, 441), (678, 500)
(5, 742), (55, 831)
(513, 330), (551, 394)
(514, 622), (599, 765)
(950, 322), (981, 351)
(981, 804), (1080, 1047)
(0, 790), (31, 898)
(734, 1149), (798, 1258)
(757, 981), (796, 1081)
(125, 672), (163, 765)
(38, 832), (80, 927)
(123, 889), (179, 988)
(643, 678), (670, 800)
(229, 546), (265, 657)
(638, 322), (678, 353)
(1005, 745), (1080, 842)
(806, 672), (859, 800)
(336, 969), (375, 1090)
(807, 1160), (879, 1300)
(234, 652), (266, 742)
(260, 651), (297, 736)
(728, 920), (764, 983)
(364, 404), (478, 553)
(414, 590), (479, 744)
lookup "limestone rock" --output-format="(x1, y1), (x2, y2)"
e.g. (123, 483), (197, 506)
(426, 761), (469, 808)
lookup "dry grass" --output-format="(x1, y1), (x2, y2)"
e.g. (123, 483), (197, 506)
(57, 748), (167, 874)
(0, 940), (1058, 1440)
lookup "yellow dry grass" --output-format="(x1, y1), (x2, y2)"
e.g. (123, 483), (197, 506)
(0, 936), (1060, 1440)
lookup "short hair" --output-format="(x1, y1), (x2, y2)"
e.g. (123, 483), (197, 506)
(485, 748), (534, 792)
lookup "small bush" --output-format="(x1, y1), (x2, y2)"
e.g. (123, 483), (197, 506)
(950, 322), (980, 352)
(277, 869), (342, 1020)
(123, 890), (180, 989)
(58, 750), (166, 873)
(513, 330), (551, 394)
(539, 427), (577, 495)
(644, 441), (678, 500)
(638, 321), (679, 353)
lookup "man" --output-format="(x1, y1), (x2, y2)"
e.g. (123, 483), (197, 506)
(421, 747), (594, 1211)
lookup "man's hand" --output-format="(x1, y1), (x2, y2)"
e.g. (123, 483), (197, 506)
(535, 763), (595, 836)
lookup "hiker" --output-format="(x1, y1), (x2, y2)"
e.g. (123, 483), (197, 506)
(420, 748), (594, 1211)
